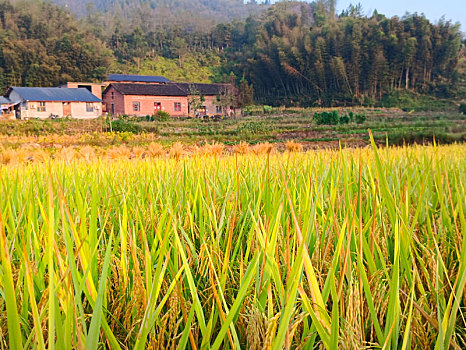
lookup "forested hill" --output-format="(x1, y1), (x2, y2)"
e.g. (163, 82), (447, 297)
(220, 1), (463, 106)
(52, 0), (265, 30)
(0, 0), (464, 106)
(0, 0), (112, 89)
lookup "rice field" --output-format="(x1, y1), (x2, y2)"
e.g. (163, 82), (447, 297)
(0, 139), (465, 349)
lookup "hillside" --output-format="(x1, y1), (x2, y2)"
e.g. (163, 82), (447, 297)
(0, 0), (113, 89)
(51, 0), (264, 27)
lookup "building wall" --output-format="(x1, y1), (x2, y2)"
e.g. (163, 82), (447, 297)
(23, 101), (63, 119)
(204, 95), (222, 115)
(17, 101), (100, 119)
(103, 86), (189, 117)
(70, 102), (102, 119)
(124, 95), (188, 117)
(102, 86), (126, 115)
(61, 82), (104, 100)
(188, 95), (230, 116)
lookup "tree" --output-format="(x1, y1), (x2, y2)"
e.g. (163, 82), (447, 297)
(187, 85), (205, 117)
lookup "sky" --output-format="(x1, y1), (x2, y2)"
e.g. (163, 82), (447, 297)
(335, 0), (465, 31)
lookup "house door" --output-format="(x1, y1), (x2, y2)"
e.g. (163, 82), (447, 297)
(63, 102), (71, 116)
(154, 102), (161, 112)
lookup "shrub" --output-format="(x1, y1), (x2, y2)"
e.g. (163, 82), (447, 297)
(459, 103), (466, 115)
(263, 105), (273, 114)
(109, 120), (143, 134)
(354, 113), (367, 124)
(313, 111), (339, 125)
(236, 121), (268, 135)
(156, 110), (171, 121)
(313, 110), (365, 125)
(339, 114), (350, 124)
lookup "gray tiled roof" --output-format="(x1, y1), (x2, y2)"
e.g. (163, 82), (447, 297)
(9, 87), (101, 102)
(107, 82), (231, 97)
(175, 83), (231, 95)
(109, 83), (188, 96)
(108, 74), (170, 83)
(0, 96), (10, 104)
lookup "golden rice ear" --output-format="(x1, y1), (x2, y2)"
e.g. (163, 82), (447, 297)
(106, 145), (131, 160)
(285, 140), (303, 152)
(233, 141), (249, 155)
(198, 142), (224, 157)
(78, 145), (96, 163)
(0, 147), (18, 165)
(31, 149), (49, 163)
(56, 147), (76, 164)
(209, 142), (224, 156)
(132, 147), (146, 159)
(252, 142), (275, 155)
(169, 141), (185, 160)
(147, 142), (165, 158)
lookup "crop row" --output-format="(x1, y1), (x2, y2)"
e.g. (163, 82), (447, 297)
(0, 141), (465, 349)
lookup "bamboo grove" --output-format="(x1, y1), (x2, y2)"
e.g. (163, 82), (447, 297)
(0, 139), (465, 349)
(219, 1), (463, 105)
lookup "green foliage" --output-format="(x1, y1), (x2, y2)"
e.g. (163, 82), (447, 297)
(313, 111), (340, 125)
(0, 0), (113, 90)
(459, 103), (466, 115)
(354, 113), (366, 124)
(120, 53), (221, 83)
(236, 121), (268, 135)
(313, 110), (366, 125)
(380, 90), (457, 111)
(156, 110), (171, 121)
(219, 2), (462, 106)
(1, 142), (466, 348)
(339, 114), (350, 124)
(109, 119), (142, 134)
(263, 105), (273, 114)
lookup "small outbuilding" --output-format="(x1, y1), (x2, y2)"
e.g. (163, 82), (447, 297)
(5, 87), (102, 120)
(0, 96), (16, 120)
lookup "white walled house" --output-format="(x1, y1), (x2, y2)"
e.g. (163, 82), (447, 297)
(5, 87), (102, 120)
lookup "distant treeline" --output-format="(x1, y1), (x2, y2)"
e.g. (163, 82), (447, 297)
(0, 0), (463, 106)
(218, 1), (463, 106)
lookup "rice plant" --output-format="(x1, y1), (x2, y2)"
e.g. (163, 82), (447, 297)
(0, 139), (465, 349)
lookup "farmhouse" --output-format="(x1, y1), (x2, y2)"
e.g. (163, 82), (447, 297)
(5, 87), (102, 120)
(103, 82), (236, 117)
(103, 83), (188, 116)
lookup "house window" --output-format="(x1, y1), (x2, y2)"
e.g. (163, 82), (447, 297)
(37, 101), (46, 112)
(174, 102), (181, 112)
(216, 106), (222, 114)
(111, 92), (114, 100)
(133, 102), (140, 112)
(86, 103), (94, 112)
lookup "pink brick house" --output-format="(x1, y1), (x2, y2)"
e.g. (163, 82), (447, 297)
(103, 82), (236, 117)
(103, 83), (189, 116)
